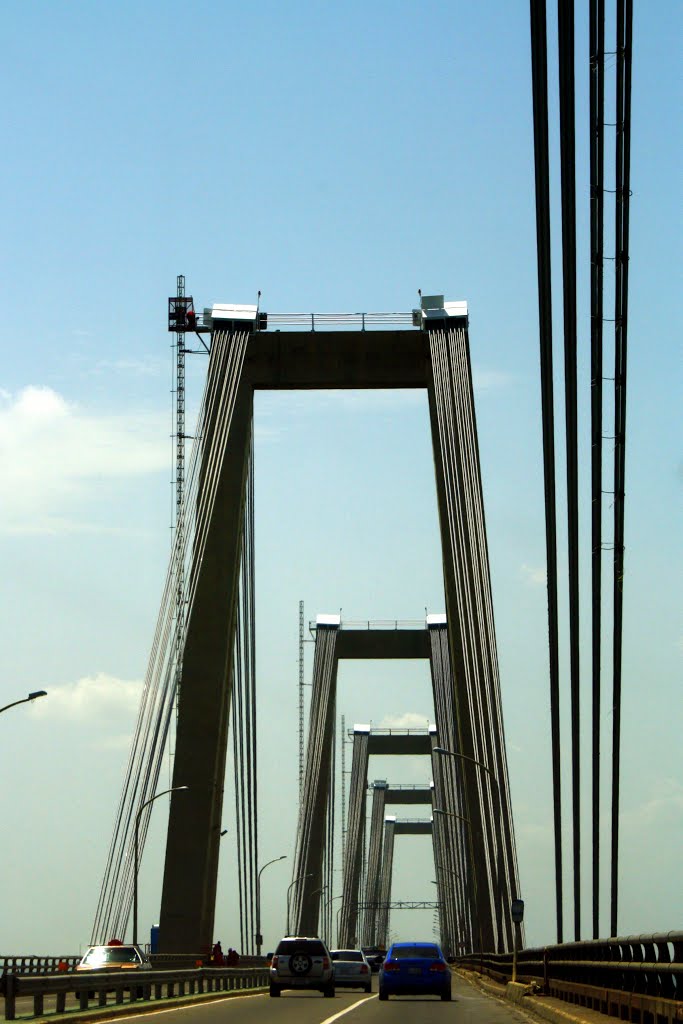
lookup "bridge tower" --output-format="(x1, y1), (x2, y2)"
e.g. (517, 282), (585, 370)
(155, 297), (521, 955)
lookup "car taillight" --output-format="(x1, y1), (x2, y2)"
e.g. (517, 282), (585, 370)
(384, 961), (400, 972)
(322, 958), (330, 969)
(430, 961), (447, 972)
(360, 965), (368, 973)
(271, 956), (279, 967)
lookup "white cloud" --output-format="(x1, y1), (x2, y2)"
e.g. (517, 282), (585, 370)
(378, 711), (432, 729)
(521, 563), (547, 586)
(620, 779), (683, 829)
(0, 387), (168, 534)
(92, 357), (167, 378)
(31, 672), (142, 722)
(472, 367), (513, 394)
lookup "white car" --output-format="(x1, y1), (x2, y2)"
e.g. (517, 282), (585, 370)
(269, 936), (335, 997)
(330, 949), (372, 992)
(76, 944), (151, 972)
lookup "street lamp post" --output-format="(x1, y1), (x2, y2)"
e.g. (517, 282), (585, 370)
(286, 873), (313, 935)
(134, 786), (188, 946)
(255, 856), (286, 956)
(433, 745), (506, 951)
(0, 690), (47, 715)
(433, 807), (470, 827)
(324, 894), (343, 945)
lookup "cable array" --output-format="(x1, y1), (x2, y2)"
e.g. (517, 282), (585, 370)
(528, 0), (634, 941)
(427, 321), (522, 954)
(91, 327), (253, 946)
(322, 712), (336, 941)
(361, 783), (387, 946)
(338, 731), (369, 946)
(289, 625), (338, 936)
(231, 432), (258, 954)
(376, 818), (396, 948)
(429, 629), (474, 954)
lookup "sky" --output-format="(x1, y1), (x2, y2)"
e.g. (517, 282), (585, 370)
(1, 0), (680, 957)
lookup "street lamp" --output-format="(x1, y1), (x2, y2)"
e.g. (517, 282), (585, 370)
(0, 690), (47, 715)
(433, 745), (506, 951)
(286, 873), (313, 935)
(324, 894), (343, 945)
(433, 807), (471, 827)
(134, 786), (188, 946)
(256, 856), (286, 956)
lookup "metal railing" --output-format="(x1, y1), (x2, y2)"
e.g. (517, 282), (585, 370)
(1, 964), (268, 1020)
(263, 312), (416, 331)
(457, 932), (682, 1023)
(348, 728), (432, 738)
(0, 957), (79, 976)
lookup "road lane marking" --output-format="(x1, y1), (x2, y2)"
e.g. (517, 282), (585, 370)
(319, 994), (378, 1024)
(100, 991), (266, 1020)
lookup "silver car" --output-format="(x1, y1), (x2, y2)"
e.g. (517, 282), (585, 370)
(269, 936), (335, 998)
(331, 949), (372, 992)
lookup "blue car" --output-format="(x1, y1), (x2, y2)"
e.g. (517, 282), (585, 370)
(378, 941), (452, 1001)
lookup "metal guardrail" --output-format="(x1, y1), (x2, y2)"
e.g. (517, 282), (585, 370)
(0, 957), (79, 976)
(196, 311), (417, 332)
(1, 965), (268, 1020)
(0, 953), (264, 975)
(312, 618), (427, 632)
(263, 311), (416, 330)
(457, 932), (682, 1023)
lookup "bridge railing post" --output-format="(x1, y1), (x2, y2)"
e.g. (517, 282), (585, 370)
(4, 973), (16, 1021)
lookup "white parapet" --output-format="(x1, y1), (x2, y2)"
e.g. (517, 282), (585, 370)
(203, 303), (258, 329)
(426, 613), (447, 628)
(316, 612), (341, 628)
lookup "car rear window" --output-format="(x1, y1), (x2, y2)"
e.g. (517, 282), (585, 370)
(331, 951), (363, 961)
(276, 940), (327, 956)
(392, 945), (440, 959)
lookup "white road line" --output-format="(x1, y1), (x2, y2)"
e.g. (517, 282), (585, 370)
(103, 991), (266, 1020)
(319, 994), (378, 1024)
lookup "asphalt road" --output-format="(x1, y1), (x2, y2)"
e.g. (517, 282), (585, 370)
(76, 974), (536, 1024)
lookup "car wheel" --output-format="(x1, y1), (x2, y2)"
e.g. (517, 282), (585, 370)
(290, 952), (312, 976)
(323, 983), (335, 998)
(269, 983), (281, 997)
(378, 988), (388, 1001)
(364, 983), (372, 993)
(441, 990), (452, 1001)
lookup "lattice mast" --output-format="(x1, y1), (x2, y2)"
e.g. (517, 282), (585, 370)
(341, 713), (347, 866)
(299, 599), (305, 797)
(174, 275), (186, 712)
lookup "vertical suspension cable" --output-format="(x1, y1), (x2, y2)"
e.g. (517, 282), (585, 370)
(558, 0), (582, 941)
(589, 0), (606, 940)
(611, 0), (633, 939)
(529, 0), (564, 943)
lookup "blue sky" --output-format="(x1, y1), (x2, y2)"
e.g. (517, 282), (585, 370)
(0, 1), (680, 955)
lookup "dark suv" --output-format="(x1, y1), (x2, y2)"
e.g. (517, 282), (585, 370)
(269, 936), (335, 997)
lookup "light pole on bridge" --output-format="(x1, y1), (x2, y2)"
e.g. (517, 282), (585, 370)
(433, 745), (507, 952)
(134, 786), (188, 946)
(324, 894), (343, 945)
(0, 690), (47, 715)
(286, 872), (313, 936)
(255, 855), (286, 957)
